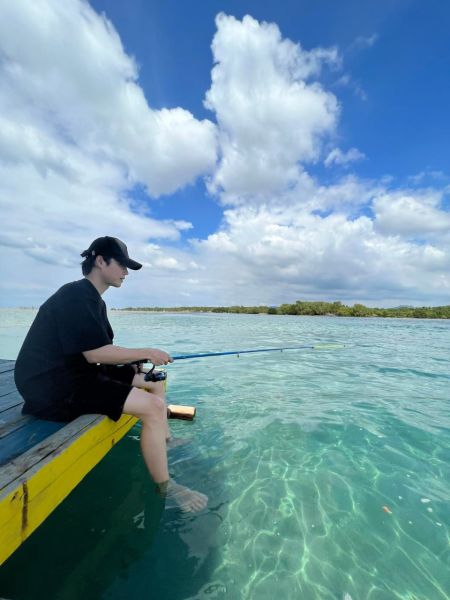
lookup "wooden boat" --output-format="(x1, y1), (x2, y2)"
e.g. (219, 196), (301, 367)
(0, 357), (196, 565)
(0, 359), (140, 565)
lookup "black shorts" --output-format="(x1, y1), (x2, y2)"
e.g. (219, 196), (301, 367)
(23, 365), (136, 423)
(66, 364), (136, 422)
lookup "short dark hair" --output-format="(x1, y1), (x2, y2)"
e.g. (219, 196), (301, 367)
(81, 254), (113, 276)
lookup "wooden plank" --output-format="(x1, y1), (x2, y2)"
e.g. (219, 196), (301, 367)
(0, 414), (100, 490)
(0, 371), (17, 399)
(0, 405), (28, 436)
(0, 361), (15, 374)
(0, 389), (23, 413)
(0, 404), (24, 430)
(0, 420), (65, 467)
(0, 409), (53, 467)
(0, 413), (138, 565)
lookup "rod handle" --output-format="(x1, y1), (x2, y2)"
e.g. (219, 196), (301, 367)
(167, 404), (196, 420)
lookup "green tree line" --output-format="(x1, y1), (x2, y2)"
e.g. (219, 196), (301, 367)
(118, 301), (450, 319)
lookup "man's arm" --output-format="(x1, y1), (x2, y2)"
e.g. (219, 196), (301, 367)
(83, 344), (172, 366)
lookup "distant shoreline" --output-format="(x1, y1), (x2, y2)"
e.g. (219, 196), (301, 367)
(2, 304), (450, 319)
(109, 301), (450, 319)
(110, 310), (450, 321)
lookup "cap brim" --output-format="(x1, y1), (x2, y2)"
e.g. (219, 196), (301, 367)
(126, 258), (142, 270)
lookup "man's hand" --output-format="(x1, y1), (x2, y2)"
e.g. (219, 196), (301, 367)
(146, 348), (173, 366)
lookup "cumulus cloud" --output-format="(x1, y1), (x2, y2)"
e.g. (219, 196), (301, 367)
(0, 0), (217, 302)
(0, 153), (192, 259)
(191, 188), (450, 305)
(204, 13), (340, 200)
(0, 0), (217, 196)
(324, 147), (365, 167)
(373, 190), (450, 238)
(1, 5), (450, 308)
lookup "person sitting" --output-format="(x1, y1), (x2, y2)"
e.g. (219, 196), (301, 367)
(14, 236), (207, 512)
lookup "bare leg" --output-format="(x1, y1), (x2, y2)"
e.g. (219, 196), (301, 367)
(122, 387), (207, 512)
(132, 373), (170, 439)
(132, 373), (190, 448)
(123, 387), (169, 482)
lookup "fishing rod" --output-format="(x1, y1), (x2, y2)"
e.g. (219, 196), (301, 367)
(171, 344), (344, 360)
(139, 343), (345, 382)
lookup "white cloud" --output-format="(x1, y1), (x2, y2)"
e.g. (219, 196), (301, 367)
(373, 191), (450, 238)
(190, 190), (450, 305)
(0, 0), (217, 196)
(204, 13), (340, 200)
(408, 170), (447, 185)
(311, 175), (379, 213)
(152, 257), (185, 271)
(334, 74), (368, 101)
(0, 157), (191, 260)
(348, 34), (379, 52)
(324, 147), (365, 167)
(0, 0), (218, 300)
(106, 173), (450, 306)
(1, 5), (450, 309)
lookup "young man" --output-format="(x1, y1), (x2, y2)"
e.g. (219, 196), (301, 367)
(14, 236), (207, 512)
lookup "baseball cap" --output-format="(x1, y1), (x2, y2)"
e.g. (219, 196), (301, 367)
(81, 236), (142, 270)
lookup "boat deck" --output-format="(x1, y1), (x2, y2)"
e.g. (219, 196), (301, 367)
(0, 359), (138, 565)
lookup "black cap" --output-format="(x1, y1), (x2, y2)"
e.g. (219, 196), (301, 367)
(81, 237), (142, 270)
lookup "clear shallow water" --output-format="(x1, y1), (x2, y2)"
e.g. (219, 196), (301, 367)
(0, 309), (449, 599)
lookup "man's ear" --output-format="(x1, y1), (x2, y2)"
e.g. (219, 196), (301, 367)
(95, 255), (106, 268)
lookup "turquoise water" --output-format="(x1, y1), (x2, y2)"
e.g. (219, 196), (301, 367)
(0, 309), (449, 599)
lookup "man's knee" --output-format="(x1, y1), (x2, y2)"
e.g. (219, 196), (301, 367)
(123, 388), (166, 420)
(146, 393), (166, 417)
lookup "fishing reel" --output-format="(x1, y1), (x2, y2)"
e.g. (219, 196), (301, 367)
(131, 360), (167, 383)
(144, 365), (167, 383)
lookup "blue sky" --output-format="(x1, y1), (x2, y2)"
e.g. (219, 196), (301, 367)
(1, 0), (449, 307)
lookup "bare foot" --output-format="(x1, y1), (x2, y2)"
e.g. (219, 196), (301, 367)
(163, 479), (208, 512)
(166, 437), (191, 450)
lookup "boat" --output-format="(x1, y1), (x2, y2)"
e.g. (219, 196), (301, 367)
(0, 358), (139, 565)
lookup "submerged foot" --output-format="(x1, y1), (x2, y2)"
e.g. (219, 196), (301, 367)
(166, 437), (191, 450)
(159, 479), (208, 512)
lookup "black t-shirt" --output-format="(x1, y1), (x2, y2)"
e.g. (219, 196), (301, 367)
(15, 279), (113, 414)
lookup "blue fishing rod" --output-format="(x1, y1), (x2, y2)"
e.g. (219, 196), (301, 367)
(141, 343), (345, 382)
(172, 343), (344, 360)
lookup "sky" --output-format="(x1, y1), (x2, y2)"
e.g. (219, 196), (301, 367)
(1, 0), (450, 308)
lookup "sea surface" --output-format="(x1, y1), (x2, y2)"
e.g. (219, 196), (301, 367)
(0, 309), (449, 600)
